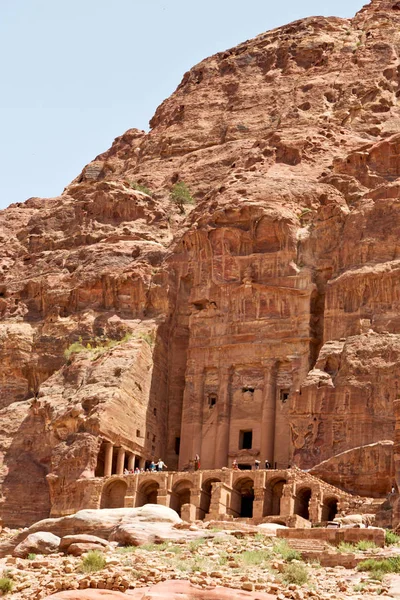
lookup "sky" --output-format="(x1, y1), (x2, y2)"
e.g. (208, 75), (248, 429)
(0, 0), (366, 210)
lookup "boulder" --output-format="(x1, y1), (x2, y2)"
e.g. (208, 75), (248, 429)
(0, 505), (181, 557)
(122, 581), (277, 599)
(60, 534), (110, 553)
(45, 581), (277, 599)
(257, 523), (288, 535)
(109, 522), (212, 546)
(66, 542), (109, 556)
(13, 531), (60, 558)
(44, 592), (132, 599)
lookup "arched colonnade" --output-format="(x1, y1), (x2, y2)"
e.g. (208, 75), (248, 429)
(99, 469), (341, 524)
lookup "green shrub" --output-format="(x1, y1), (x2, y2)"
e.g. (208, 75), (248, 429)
(130, 181), (152, 196)
(337, 542), (356, 553)
(0, 577), (14, 594)
(356, 540), (377, 551)
(273, 540), (301, 562)
(79, 550), (106, 573)
(240, 549), (271, 566)
(138, 331), (155, 347)
(282, 562), (308, 585)
(170, 182), (195, 213)
(27, 553), (36, 560)
(64, 341), (86, 360)
(358, 556), (400, 576)
(385, 530), (400, 546)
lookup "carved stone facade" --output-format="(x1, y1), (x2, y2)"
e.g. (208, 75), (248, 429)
(48, 466), (360, 525)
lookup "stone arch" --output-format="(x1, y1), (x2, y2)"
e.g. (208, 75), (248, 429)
(200, 477), (221, 518)
(101, 479), (127, 508)
(232, 477), (254, 518)
(264, 477), (287, 517)
(321, 496), (338, 522)
(135, 479), (159, 507)
(170, 479), (193, 517)
(294, 487), (312, 520)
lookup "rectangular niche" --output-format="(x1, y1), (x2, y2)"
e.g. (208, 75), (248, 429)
(239, 429), (253, 450)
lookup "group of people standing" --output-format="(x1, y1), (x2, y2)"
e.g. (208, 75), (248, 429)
(232, 459), (272, 470)
(122, 455), (273, 475)
(124, 458), (168, 475)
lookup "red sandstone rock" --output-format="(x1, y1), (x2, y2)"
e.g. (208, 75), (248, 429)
(3, 0), (400, 527)
(44, 592), (133, 600)
(117, 581), (276, 600)
(59, 534), (110, 552)
(13, 531), (60, 558)
(66, 542), (108, 556)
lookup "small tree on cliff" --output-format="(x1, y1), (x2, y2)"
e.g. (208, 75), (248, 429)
(170, 181), (194, 213)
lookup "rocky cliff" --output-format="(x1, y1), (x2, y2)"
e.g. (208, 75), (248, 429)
(2, 0), (400, 525)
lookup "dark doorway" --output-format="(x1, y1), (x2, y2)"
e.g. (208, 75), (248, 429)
(238, 464), (252, 470)
(294, 488), (312, 520)
(241, 489), (255, 517)
(322, 497), (338, 521)
(234, 478), (255, 518)
(239, 430), (253, 450)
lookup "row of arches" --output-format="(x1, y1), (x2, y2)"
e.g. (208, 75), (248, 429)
(100, 476), (338, 522)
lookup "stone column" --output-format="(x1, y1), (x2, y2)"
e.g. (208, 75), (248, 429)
(104, 442), (113, 477)
(214, 367), (231, 469)
(308, 489), (322, 524)
(116, 447), (125, 475)
(280, 483), (294, 517)
(260, 360), (276, 467)
(253, 487), (266, 520)
(127, 453), (135, 471)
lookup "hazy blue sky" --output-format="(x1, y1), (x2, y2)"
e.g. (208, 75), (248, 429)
(0, 0), (366, 210)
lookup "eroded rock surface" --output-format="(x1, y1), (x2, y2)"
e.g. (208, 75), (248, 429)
(3, 0), (400, 526)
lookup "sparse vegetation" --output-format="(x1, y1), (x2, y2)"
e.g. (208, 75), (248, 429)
(273, 539), (301, 562)
(337, 542), (356, 553)
(140, 542), (169, 552)
(64, 333), (135, 362)
(357, 555), (400, 578)
(188, 538), (206, 552)
(282, 562), (308, 585)
(353, 582), (366, 592)
(356, 540), (378, 551)
(338, 540), (378, 553)
(64, 340), (86, 360)
(27, 553), (36, 560)
(117, 545), (138, 554)
(385, 529), (400, 545)
(138, 330), (156, 347)
(240, 549), (270, 566)
(170, 181), (195, 213)
(0, 576), (14, 594)
(79, 550), (106, 573)
(129, 181), (152, 196)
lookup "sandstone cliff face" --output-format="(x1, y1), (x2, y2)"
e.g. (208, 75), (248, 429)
(2, 0), (400, 525)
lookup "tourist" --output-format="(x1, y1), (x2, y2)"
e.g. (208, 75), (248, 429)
(254, 459), (260, 470)
(232, 459), (239, 470)
(157, 458), (167, 471)
(265, 459), (271, 470)
(123, 468), (129, 475)
(194, 454), (200, 471)
(134, 467), (140, 474)
(150, 460), (156, 472)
